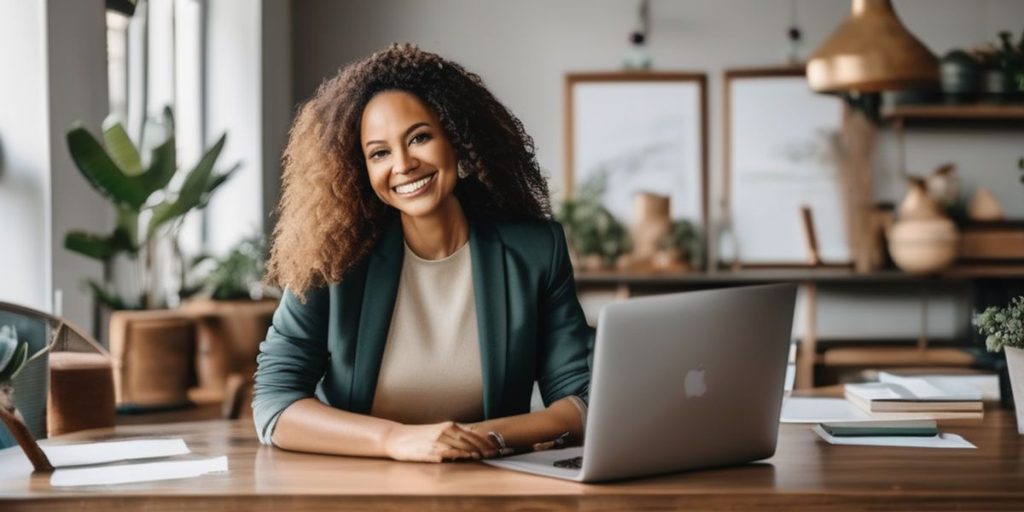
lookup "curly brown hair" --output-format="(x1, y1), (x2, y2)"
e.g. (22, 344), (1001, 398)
(266, 43), (552, 299)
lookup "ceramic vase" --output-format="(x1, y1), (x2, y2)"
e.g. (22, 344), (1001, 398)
(1005, 347), (1024, 435)
(630, 193), (671, 266)
(888, 178), (959, 274)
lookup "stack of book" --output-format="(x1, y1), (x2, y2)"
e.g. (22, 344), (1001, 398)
(843, 372), (985, 421)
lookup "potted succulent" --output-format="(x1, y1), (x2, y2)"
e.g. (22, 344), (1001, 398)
(973, 297), (1024, 434)
(0, 325), (53, 471)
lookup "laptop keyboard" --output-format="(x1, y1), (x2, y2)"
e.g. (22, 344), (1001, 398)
(553, 456), (583, 469)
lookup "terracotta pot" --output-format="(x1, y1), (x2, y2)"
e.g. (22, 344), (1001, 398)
(1005, 347), (1024, 435)
(108, 311), (195, 408)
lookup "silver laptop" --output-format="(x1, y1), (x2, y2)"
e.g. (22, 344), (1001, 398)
(484, 283), (797, 482)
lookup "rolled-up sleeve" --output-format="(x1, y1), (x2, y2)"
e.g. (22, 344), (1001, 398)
(536, 221), (594, 407)
(252, 287), (330, 444)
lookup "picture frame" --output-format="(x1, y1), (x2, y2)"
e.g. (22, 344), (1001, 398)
(564, 72), (708, 243)
(723, 67), (850, 267)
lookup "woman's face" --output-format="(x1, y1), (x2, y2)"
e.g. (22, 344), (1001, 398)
(360, 90), (460, 220)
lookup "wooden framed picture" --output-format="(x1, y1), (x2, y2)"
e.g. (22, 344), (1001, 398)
(564, 72), (708, 235)
(723, 67), (849, 266)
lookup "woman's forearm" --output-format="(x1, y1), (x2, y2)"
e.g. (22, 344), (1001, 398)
(271, 398), (400, 457)
(467, 397), (585, 452)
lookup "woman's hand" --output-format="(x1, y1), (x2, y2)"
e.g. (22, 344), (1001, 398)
(383, 421), (499, 462)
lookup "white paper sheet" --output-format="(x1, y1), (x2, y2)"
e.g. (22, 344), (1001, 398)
(812, 425), (976, 449)
(41, 438), (190, 467)
(780, 397), (981, 423)
(50, 456), (228, 487)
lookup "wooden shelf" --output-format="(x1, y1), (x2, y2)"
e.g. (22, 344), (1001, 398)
(882, 103), (1024, 122)
(574, 265), (1024, 288)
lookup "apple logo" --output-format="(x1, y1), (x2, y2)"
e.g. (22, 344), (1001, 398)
(684, 366), (707, 398)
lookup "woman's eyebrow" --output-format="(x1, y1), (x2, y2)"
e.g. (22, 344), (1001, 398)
(364, 121), (430, 148)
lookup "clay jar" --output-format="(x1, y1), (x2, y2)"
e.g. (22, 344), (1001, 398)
(887, 178), (959, 274)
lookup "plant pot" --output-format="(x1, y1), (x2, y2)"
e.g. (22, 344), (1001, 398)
(1005, 346), (1024, 435)
(108, 311), (195, 410)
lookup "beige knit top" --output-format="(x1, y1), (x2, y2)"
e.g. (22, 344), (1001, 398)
(369, 241), (484, 424)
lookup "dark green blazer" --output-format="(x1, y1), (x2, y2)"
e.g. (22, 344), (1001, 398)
(252, 217), (593, 444)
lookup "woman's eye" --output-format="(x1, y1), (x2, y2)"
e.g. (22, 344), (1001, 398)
(369, 149), (389, 160)
(410, 133), (431, 145)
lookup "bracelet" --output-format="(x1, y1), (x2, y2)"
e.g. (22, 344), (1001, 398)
(488, 431), (515, 456)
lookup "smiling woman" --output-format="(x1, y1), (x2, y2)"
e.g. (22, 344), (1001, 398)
(254, 43), (592, 463)
(361, 91), (466, 258)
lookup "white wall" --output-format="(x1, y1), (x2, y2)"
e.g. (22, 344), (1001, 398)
(291, 0), (1024, 341)
(0, 1), (51, 313)
(0, 0), (108, 332)
(47, 0), (111, 332)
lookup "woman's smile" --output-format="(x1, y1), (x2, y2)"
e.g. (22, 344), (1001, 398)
(393, 171), (437, 197)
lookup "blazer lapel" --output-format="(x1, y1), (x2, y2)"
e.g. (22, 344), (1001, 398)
(351, 218), (404, 414)
(469, 218), (508, 419)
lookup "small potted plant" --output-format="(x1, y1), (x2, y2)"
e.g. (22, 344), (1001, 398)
(0, 326), (53, 471)
(973, 297), (1024, 434)
(555, 172), (630, 271)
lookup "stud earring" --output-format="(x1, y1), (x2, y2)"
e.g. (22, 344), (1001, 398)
(457, 162), (469, 179)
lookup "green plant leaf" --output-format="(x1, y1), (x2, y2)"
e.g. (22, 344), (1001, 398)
(146, 134), (228, 236)
(85, 279), (130, 310)
(179, 134), (227, 203)
(0, 333), (17, 374)
(147, 200), (180, 237)
(190, 253), (214, 268)
(138, 135), (177, 195)
(106, 0), (137, 16)
(162, 106), (175, 133)
(115, 205), (139, 249)
(102, 121), (143, 176)
(0, 341), (28, 383)
(67, 126), (150, 209)
(65, 228), (134, 261)
(195, 162), (241, 210)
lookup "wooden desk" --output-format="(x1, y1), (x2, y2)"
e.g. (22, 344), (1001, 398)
(1, 413), (1022, 511)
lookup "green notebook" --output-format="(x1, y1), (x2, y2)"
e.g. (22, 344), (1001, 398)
(820, 420), (938, 437)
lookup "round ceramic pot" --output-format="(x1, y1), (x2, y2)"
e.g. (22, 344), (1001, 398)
(1005, 346), (1024, 435)
(887, 218), (959, 274)
(940, 50), (981, 103)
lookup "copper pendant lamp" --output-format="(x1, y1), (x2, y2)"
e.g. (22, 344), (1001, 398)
(806, 0), (938, 93)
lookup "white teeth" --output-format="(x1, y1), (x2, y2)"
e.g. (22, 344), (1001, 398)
(394, 174), (433, 194)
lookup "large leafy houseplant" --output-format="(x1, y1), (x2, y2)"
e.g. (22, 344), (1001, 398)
(64, 107), (236, 309)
